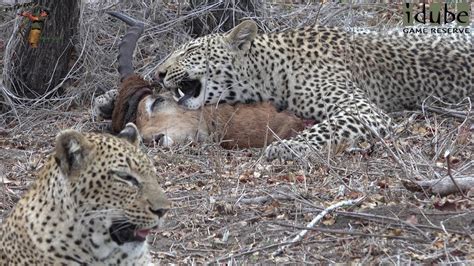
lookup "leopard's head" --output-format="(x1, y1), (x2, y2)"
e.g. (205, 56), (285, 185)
(54, 123), (171, 245)
(156, 20), (258, 109)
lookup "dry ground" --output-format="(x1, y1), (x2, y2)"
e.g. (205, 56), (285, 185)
(1, 107), (472, 264)
(1, 1), (473, 264)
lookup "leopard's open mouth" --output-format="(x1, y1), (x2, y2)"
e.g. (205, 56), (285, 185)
(109, 221), (155, 245)
(173, 79), (201, 105)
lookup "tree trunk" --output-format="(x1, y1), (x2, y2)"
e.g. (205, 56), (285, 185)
(188, 0), (260, 37)
(3, 0), (79, 98)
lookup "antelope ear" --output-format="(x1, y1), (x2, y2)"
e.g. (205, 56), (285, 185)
(225, 20), (257, 51)
(55, 130), (93, 177)
(118, 122), (141, 147)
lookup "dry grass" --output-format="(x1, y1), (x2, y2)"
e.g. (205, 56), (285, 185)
(0, 1), (473, 264)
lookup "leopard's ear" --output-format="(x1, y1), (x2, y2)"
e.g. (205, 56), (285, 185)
(118, 122), (141, 147)
(55, 130), (93, 177)
(225, 20), (257, 51)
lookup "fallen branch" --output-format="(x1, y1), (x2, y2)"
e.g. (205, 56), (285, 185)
(282, 193), (465, 238)
(421, 95), (472, 121)
(335, 210), (468, 236)
(423, 106), (472, 121)
(270, 221), (428, 243)
(272, 197), (364, 256)
(403, 177), (474, 197)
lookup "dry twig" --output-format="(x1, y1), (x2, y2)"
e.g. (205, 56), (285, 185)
(403, 176), (474, 197)
(445, 151), (468, 198)
(272, 196), (365, 256)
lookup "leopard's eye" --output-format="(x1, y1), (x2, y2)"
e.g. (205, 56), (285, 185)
(119, 175), (139, 186)
(177, 44), (200, 58)
(110, 171), (140, 187)
(184, 44), (199, 54)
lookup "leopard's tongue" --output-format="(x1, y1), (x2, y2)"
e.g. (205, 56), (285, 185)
(135, 229), (151, 239)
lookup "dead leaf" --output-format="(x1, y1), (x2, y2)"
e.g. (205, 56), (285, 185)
(322, 214), (336, 225)
(411, 125), (428, 136)
(390, 228), (403, 236)
(360, 201), (377, 210)
(239, 173), (253, 183)
(410, 252), (428, 260)
(377, 180), (389, 189)
(347, 191), (363, 199)
(448, 156), (460, 165)
(276, 213), (286, 219)
(433, 197), (459, 212)
(405, 215), (418, 225)
(432, 239), (444, 249)
(294, 175), (305, 182)
(456, 125), (472, 145)
(215, 203), (234, 215)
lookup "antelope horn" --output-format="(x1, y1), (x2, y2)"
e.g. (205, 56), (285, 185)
(106, 11), (144, 82)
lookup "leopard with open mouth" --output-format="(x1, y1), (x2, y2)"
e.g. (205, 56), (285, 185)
(172, 80), (202, 105)
(156, 20), (472, 160)
(0, 123), (171, 264)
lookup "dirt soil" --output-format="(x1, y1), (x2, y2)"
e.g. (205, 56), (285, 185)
(0, 108), (472, 264)
(1, 1), (473, 264)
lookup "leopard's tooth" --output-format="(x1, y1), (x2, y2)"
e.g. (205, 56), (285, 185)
(178, 88), (185, 97)
(173, 95), (180, 102)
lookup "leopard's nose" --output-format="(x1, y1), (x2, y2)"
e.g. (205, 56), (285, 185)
(149, 207), (168, 218)
(154, 71), (166, 83)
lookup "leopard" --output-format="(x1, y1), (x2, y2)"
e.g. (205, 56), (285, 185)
(0, 123), (171, 265)
(155, 20), (472, 161)
(93, 11), (305, 150)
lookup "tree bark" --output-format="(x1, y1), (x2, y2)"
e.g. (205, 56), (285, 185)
(403, 177), (474, 196)
(3, 0), (79, 98)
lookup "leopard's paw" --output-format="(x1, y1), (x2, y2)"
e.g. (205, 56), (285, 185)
(93, 89), (118, 120)
(264, 140), (310, 162)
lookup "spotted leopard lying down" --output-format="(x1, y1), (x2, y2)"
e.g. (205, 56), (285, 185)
(155, 20), (472, 160)
(0, 123), (170, 265)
